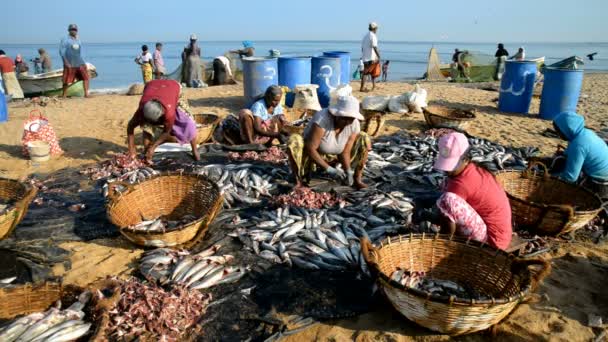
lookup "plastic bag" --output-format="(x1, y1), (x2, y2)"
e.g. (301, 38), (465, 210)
(329, 84), (353, 107)
(21, 109), (63, 157)
(388, 95), (409, 114)
(362, 96), (391, 111)
(407, 84), (428, 113)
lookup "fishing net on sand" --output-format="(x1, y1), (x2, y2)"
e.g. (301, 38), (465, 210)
(425, 48), (446, 81)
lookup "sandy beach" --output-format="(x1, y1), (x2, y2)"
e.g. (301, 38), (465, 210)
(1, 74), (607, 341)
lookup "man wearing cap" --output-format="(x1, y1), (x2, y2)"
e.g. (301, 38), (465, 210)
(60, 24), (90, 97)
(127, 79), (199, 162)
(287, 95), (371, 189)
(360, 22), (381, 92)
(433, 132), (512, 250)
(230, 41), (255, 58)
(181, 34), (203, 87)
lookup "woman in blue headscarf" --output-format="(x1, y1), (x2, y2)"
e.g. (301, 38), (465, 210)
(552, 111), (608, 197)
(231, 41), (255, 57)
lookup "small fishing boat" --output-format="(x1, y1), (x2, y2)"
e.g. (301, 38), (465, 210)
(18, 63), (98, 97)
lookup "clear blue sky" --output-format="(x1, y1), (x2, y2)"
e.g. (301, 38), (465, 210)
(1, 0), (606, 44)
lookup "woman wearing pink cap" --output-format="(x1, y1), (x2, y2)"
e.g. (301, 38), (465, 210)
(434, 132), (512, 250)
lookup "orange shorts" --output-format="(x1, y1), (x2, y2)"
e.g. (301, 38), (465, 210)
(62, 65), (89, 85)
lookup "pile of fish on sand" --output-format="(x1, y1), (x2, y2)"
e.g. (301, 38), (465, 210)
(195, 163), (287, 208)
(138, 244), (247, 290)
(127, 214), (197, 233)
(96, 277), (211, 341)
(80, 153), (148, 181)
(390, 269), (489, 300)
(226, 187), (414, 274)
(273, 187), (342, 209)
(227, 146), (287, 165)
(365, 131), (540, 190)
(0, 291), (92, 342)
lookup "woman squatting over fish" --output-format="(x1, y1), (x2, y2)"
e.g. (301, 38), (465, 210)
(433, 132), (512, 250)
(127, 79), (199, 163)
(287, 96), (371, 190)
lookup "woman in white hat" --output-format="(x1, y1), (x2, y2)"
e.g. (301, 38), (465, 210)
(287, 95), (371, 189)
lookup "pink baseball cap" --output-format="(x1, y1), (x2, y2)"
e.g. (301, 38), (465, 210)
(434, 132), (470, 172)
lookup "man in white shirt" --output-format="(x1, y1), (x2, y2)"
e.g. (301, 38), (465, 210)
(212, 55), (236, 85)
(360, 22), (381, 92)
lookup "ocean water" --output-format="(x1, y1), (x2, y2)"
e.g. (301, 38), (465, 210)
(2, 41), (607, 90)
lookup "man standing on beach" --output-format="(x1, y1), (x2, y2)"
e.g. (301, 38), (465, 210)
(360, 22), (381, 92)
(153, 43), (165, 79)
(60, 24), (90, 98)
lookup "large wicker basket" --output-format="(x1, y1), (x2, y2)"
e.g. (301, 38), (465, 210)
(361, 234), (550, 335)
(106, 172), (223, 248)
(0, 178), (37, 240)
(192, 113), (220, 145)
(0, 280), (63, 319)
(283, 108), (310, 135)
(495, 162), (603, 235)
(361, 109), (386, 137)
(423, 105), (476, 131)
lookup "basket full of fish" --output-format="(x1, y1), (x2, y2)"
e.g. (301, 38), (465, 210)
(361, 234), (551, 335)
(0, 178), (38, 240)
(106, 172), (223, 248)
(423, 105), (476, 131)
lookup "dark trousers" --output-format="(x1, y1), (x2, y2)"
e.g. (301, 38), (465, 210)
(212, 59), (227, 85)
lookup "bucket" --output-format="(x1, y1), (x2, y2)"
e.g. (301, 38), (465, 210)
(323, 51), (351, 85)
(278, 56), (312, 107)
(498, 61), (537, 114)
(27, 141), (50, 162)
(0, 91), (7, 123)
(242, 57), (278, 107)
(539, 68), (584, 120)
(311, 56), (341, 108)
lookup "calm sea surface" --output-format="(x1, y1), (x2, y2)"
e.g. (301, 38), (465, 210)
(2, 41), (606, 90)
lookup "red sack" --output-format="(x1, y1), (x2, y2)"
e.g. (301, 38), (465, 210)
(21, 109), (63, 157)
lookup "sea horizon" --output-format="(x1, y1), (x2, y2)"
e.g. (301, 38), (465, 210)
(2, 40), (606, 90)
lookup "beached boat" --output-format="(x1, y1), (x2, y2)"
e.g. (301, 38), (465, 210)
(18, 63), (98, 97)
(425, 48), (544, 82)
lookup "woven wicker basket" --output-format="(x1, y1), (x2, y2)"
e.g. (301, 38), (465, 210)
(192, 113), (220, 145)
(0, 178), (37, 240)
(106, 172), (223, 248)
(361, 110), (386, 137)
(423, 105), (476, 131)
(282, 108), (310, 135)
(0, 280), (63, 319)
(361, 234), (550, 335)
(495, 162), (603, 235)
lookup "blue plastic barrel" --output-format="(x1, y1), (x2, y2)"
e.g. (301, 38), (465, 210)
(242, 57), (278, 107)
(278, 56), (311, 107)
(498, 61), (537, 114)
(0, 92), (7, 123)
(311, 56), (341, 108)
(323, 51), (351, 85)
(539, 68), (584, 120)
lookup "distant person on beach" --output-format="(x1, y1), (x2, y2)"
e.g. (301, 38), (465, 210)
(510, 47), (525, 61)
(153, 43), (166, 79)
(14, 55), (29, 76)
(135, 45), (154, 83)
(215, 86), (288, 145)
(181, 34), (203, 88)
(494, 43), (509, 80)
(360, 22), (381, 92)
(38, 48), (52, 73)
(212, 55), (236, 85)
(382, 60), (390, 82)
(60, 24), (90, 97)
(433, 132), (512, 250)
(0, 50), (24, 99)
(551, 112), (608, 192)
(230, 41), (255, 58)
(127, 79), (200, 162)
(287, 96), (370, 189)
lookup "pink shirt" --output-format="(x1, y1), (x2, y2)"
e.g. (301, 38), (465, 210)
(153, 50), (164, 68)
